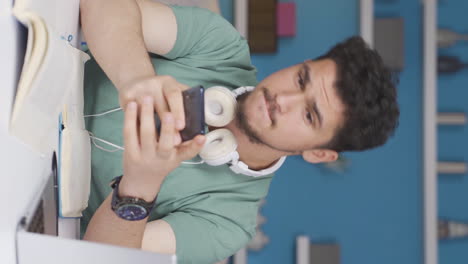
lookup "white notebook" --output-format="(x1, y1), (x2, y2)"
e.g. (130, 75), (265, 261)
(12, 1), (91, 217)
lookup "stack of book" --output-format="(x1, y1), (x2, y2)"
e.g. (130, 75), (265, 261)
(11, 0), (91, 218)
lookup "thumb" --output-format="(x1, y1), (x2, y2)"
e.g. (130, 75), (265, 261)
(177, 135), (206, 161)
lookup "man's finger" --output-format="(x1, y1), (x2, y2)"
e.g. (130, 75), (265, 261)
(152, 89), (169, 119)
(177, 135), (206, 161)
(123, 101), (140, 157)
(158, 113), (176, 154)
(164, 86), (185, 130)
(140, 96), (157, 155)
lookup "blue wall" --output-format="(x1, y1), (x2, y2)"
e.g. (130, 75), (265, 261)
(437, 0), (468, 263)
(219, 0), (467, 263)
(249, 1), (423, 263)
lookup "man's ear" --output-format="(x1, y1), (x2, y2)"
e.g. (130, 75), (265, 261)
(302, 149), (338, 164)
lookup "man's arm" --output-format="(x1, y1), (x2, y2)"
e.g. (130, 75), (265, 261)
(79, 0), (176, 91)
(83, 98), (205, 250)
(142, 219), (176, 253)
(80, 0), (185, 129)
(84, 195), (176, 253)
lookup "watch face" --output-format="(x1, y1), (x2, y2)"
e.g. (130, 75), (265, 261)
(116, 204), (148, 221)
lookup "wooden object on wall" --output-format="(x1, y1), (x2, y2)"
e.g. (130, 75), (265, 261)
(248, 0), (277, 53)
(374, 18), (404, 71)
(309, 243), (341, 264)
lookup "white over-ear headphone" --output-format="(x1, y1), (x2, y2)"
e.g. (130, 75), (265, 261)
(200, 86), (286, 177)
(85, 86), (286, 177)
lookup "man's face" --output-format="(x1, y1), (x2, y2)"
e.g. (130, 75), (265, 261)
(236, 59), (345, 154)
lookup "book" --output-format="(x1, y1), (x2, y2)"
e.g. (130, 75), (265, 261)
(11, 1), (91, 218)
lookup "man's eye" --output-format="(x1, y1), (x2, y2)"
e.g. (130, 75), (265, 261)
(298, 74), (305, 89)
(306, 111), (313, 124)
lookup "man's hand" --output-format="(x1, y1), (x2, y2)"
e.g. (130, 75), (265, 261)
(80, 0), (182, 128)
(120, 75), (188, 132)
(119, 97), (206, 202)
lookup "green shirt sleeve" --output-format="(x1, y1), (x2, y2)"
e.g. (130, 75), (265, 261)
(164, 5), (253, 71)
(146, 165), (273, 264)
(163, 210), (253, 264)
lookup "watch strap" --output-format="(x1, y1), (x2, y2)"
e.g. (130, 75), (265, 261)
(110, 176), (156, 220)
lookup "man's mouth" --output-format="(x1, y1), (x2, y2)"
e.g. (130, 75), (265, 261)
(263, 87), (276, 126)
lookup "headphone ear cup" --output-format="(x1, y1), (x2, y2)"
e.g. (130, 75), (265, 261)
(204, 86), (237, 127)
(199, 128), (238, 166)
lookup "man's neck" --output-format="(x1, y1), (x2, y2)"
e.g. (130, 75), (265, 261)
(224, 122), (284, 171)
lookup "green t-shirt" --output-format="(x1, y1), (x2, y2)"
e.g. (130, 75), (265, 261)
(82, 5), (274, 264)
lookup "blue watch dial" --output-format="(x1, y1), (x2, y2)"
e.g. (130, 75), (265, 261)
(116, 204), (148, 221)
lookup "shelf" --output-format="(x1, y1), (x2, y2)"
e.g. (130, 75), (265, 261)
(360, 0), (374, 47)
(423, 0), (438, 264)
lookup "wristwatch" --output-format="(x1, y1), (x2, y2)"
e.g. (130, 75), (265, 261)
(110, 176), (156, 221)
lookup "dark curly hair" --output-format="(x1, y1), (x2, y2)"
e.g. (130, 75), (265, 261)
(317, 36), (399, 152)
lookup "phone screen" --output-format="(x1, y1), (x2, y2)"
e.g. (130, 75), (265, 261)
(155, 85), (205, 142)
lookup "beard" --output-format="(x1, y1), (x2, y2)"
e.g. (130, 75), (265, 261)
(234, 88), (304, 154)
(235, 92), (265, 145)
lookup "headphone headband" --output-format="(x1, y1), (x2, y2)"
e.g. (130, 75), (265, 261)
(229, 156), (287, 177)
(232, 86), (255, 98)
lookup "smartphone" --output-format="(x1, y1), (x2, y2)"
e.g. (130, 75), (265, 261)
(155, 85), (205, 142)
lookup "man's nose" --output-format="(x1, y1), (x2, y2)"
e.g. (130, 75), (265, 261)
(276, 92), (303, 113)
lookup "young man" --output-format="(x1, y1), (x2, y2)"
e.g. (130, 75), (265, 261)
(80, 1), (399, 263)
